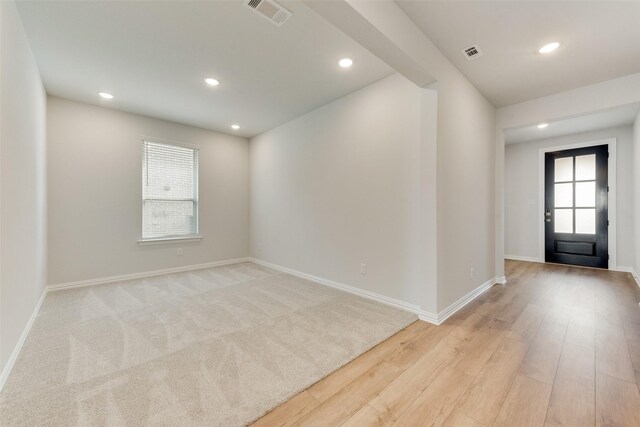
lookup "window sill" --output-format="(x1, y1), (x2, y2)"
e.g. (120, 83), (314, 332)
(137, 236), (202, 245)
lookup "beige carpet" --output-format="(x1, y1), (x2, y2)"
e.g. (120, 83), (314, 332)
(0, 262), (416, 426)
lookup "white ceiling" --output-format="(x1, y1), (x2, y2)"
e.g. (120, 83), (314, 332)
(504, 103), (640, 144)
(396, 1), (640, 107)
(16, 0), (394, 137)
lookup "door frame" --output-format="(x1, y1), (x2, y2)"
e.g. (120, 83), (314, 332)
(537, 138), (617, 269)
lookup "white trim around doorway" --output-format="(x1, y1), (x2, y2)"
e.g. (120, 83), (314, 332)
(537, 138), (617, 269)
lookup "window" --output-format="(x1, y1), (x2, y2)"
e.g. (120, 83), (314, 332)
(141, 141), (199, 241)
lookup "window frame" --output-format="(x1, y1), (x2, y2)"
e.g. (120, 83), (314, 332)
(138, 139), (201, 244)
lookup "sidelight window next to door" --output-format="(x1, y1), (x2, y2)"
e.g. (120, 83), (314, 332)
(545, 145), (608, 268)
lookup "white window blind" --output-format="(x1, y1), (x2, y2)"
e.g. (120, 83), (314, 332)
(142, 141), (198, 240)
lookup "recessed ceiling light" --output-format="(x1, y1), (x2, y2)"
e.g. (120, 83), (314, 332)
(538, 42), (560, 54)
(338, 58), (353, 68)
(537, 123), (549, 129)
(231, 124), (240, 130)
(98, 92), (113, 100)
(205, 78), (220, 86)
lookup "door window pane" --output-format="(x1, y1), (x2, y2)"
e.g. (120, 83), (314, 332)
(555, 183), (573, 208)
(575, 209), (596, 234)
(575, 154), (596, 181)
(555, 209), (573, 233)
(575, 181), (596, 207)
(555, 157), (573, 182)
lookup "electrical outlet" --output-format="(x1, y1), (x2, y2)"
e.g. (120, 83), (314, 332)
(360, 263), (367, 275)
(470, 267), (474, 279)
(177, 248), (183, 256)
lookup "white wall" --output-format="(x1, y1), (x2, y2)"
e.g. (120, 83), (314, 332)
(259, 1), (499, 314)
(251, 74), (438, 311)
(435, 78), (496, 310)
(345, 0), (498, 311)
(0, 0), (47, 372)
(505, 126), (635, 269)
(47, 97), (250, 285)
(634, 113), (640, 277)
(251, 66), (496, 315)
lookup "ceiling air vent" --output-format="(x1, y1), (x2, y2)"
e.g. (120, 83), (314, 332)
(462, 44), (484, 61)
(244, 0), (293, 27)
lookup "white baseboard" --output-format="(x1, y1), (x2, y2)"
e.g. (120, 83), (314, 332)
(48, 257), (251, 292)
(249, 258), (426, 318)
(496, 275), (507, 285)
(0, 287), (48, 392)
(417, 311), (439, 325)
(250, 258), (499, 326)
(505, 255), (544, 263)
(434, 277), (496, 325)
(630, 269), (640, 289)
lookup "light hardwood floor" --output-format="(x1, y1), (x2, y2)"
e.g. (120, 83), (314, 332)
(252, 260), (640, 427)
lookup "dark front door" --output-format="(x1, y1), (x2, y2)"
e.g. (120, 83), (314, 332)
(544, 145), (608, 268)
